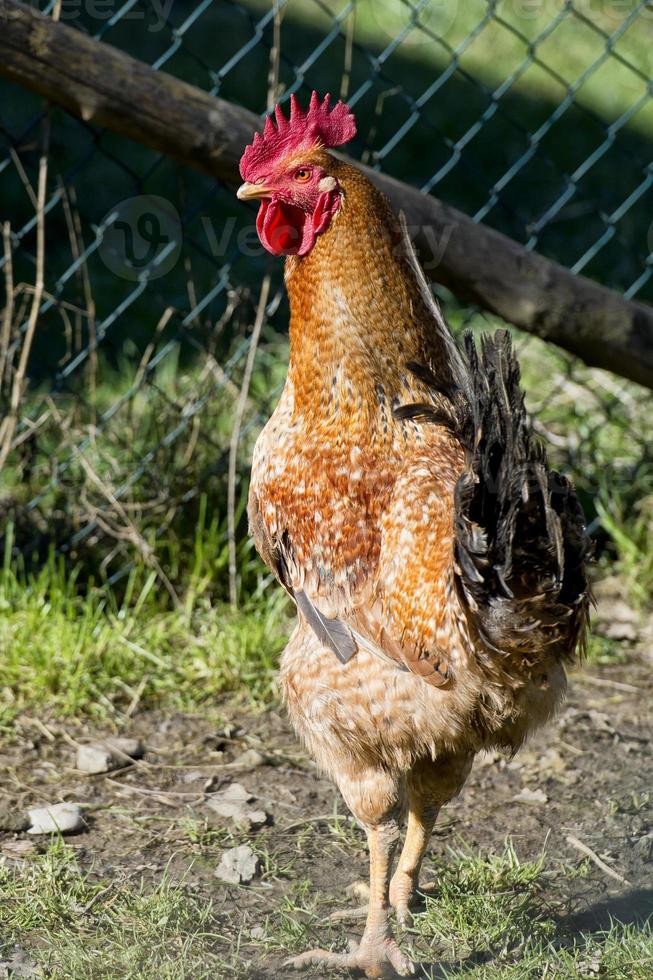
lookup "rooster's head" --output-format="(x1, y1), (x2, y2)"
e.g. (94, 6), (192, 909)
(237, 91), (356, 257)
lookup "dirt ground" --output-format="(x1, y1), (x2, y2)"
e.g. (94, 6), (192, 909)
(1, 650), (651, 978)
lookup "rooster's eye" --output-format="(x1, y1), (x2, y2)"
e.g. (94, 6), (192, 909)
(295, 168), (311, 182)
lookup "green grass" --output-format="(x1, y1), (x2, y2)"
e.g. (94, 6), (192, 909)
(0, 552), (289, 732)
(585, 632), (630, 666)
(430, 920), (653, 979)
(0, 841), (246, 980)
(252, 840), (653, 978)
(414, 841), (552, 959)
(595, 490), (653, 610)
(2, 838), (650, 979)
(409, 844), (653, 978)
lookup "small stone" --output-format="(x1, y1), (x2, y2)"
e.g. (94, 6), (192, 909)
(250, 926), (266, 940)
(594, 595), (640, 641)
(207, 799), (246, 820)
(217, 782), (252, 803)
(205, 783), (269, 831)
(76, 745), (116, 775)
(243, 809), (269, 831)
(512, 787), (548, 805)
(346, 881), (370, 901)
(76, 737), (144, 774)
(587, 710), (614, 734)
(0, 810), (30, 832)
(506, 759), (524, 771)
(206, 783), (251, 817)
(27, 803), (84, 835)
(537, 748), (567, 776)
(215, 844), (260, 885)
(233, 749), (267, 769)
(601, 620), (638, 641)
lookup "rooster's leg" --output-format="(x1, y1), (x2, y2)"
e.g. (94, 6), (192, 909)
(286, 769), (414, 978)
(390, 753), (473, 924)
(389, 798), (439, 926)
(344, 804), (439, 927)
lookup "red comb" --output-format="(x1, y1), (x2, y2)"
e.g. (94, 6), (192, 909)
(239, 91), (356, 181)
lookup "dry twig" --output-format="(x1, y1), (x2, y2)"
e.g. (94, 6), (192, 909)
(566, 834), (631, 886)
(0, 119), (49, 473)
(0, 222), (14, 392)
(579, 674), (642, 694)
(61, 182), (97, 406)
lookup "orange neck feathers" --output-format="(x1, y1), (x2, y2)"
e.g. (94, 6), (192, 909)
(284, 160), (449, 425)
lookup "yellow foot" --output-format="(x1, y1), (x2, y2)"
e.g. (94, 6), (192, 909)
(389, 872), (437, 927)
(329, 905), (368, 922)
(346, 881), (371, 902)
(344, 878), (436, 928)
(285, 936), (415, 978)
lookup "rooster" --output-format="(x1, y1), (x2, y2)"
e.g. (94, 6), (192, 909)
(237, 92), (590, 978)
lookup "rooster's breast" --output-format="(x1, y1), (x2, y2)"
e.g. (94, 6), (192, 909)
(250, 392), (402, 599)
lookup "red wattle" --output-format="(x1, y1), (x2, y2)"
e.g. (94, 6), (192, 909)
(256, 191), (340, 257)
(257, 199), (306, 255)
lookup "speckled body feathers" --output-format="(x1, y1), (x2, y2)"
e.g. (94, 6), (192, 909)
(248, 155), (590, 782)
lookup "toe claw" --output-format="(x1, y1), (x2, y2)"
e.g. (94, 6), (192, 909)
(386, 941), (415, 977)
(394, 904), (411, 929)
(283, 938), (415, 977)
(346, 880), (371, 902)
(284, 950), (323, 971)
(386, 941), (416, 976)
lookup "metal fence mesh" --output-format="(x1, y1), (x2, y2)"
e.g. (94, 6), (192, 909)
(1, 0), (652, 599)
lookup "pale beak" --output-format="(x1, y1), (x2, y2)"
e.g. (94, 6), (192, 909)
(236, 181), (272, 201)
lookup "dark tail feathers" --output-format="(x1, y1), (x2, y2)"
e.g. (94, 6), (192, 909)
(400, 329), (591, 671)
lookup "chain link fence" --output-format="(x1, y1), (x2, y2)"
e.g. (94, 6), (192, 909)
(1, 0), (652, 602)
